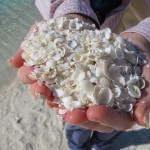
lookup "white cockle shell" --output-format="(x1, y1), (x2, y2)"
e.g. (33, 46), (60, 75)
(62, 97), (82, 110)
(69, 19), (83, 30)
(108, 64), (121, 79)
(97, 87), (113, 105)
(127, 85), (141, 98)
(46, 59), (57, 69)
(67, 40), (78, 49)
(72, 68), (85, 82)
(115, 48), (124, 60)
(112, 87), (121, 98)
(79, 80), (94, 95)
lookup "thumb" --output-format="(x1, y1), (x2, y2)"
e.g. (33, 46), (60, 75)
(133, 91), (150, 128)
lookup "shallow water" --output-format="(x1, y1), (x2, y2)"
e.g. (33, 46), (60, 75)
(0, 0), (42, 89)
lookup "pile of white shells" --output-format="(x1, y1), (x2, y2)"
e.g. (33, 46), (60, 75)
(21, 17), (147, 113)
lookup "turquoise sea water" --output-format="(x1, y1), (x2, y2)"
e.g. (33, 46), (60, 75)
(0, 0), (42, 89)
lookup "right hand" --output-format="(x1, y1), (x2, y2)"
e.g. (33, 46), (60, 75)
(8, 14), (95, 109)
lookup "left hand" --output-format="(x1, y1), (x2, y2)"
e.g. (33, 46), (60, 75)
(64, 32), (150, 132)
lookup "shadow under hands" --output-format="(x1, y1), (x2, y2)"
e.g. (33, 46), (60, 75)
(110, 128), (150, 150)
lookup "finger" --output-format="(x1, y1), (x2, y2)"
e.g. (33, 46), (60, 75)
(133, 89), (150, 127)
(87, 105), (134, 130)
(47, 100), (59, 108)
(65, 107), (113, 132)
(66, 108), (88, 125)
(17, 66), (36, 84)
(8, 49), (24, 68)
(133, 65), (150, 128)
(79, 120), (113, 133)
(29, 82), (52, 99)
(29, 24), (38, 32)
(46, 95), (58, 108)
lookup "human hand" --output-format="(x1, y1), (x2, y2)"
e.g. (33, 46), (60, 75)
(63, 32), (150, 132)
(7, 14), (95, 108)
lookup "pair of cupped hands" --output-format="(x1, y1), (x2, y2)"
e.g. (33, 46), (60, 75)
(8, 14), (150, 132)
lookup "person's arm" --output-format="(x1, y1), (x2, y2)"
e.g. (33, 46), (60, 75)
(120, 18), (150, 63)
(35, 0), (99, 27)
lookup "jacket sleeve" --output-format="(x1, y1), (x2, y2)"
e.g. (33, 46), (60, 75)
(35, 0), (99, 25)
(123, 17), (150, 42)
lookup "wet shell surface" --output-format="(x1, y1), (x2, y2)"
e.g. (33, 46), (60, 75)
(21, 17), (147, 112)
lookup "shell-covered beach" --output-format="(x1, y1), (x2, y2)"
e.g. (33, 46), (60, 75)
(0, 0), (150, 150)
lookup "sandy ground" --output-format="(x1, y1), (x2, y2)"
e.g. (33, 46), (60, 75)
(0, 78), (150, 150)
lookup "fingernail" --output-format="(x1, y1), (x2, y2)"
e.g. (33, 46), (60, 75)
(35, 91), (45, 100)
(7, 58), (12, 67)
(143, 108), (150, 128)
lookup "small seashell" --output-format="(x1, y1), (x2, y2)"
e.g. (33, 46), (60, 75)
(87, 71), (92, 78)
(54, 38), (64, 44)
(72, 68), (85, 82)
(52, 50), (61, 61)
(58, 63), (69, 71)
(69, 19), (83, 30)
(34, 67), (45, 74)
(113, 76), (125, 87)
(125, 65), (132, 75)
(124, 48), (134, 54)
(134, 66), (141, 76)
(97, 87), (113, 105)
(99, 78), (110, 88)
(112, 87), (121, 97)
(127, 85), (141, 98)
(49, 69), (57, 78)
(62, 96), (81, 110)
(73, 53), (83, 62)
(58, 109), (68, 115)
(102, 60), (111, 79)
(115, 48), (124, 60)
(120, 88), (129, 100)
(28, 72), (38, 80)
(53, 89), (64, 97)
(96, 67), (103, 77)
(92, 85), (101, 99)
(126, 53), (138, 65)
(126, 97), (136, 102)
(104, 28), (111, 39)
(90, 76), (97, 83)
(108, 64), (121, 79)
(123, 103), (133, 112)
(46, 59), (57, 69)
(56, 17), (65, 29)
(126, 75), (139, 86)
(79, 80), (94, 95)
(67, 40), (78, 49)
